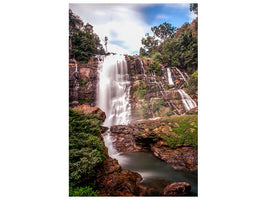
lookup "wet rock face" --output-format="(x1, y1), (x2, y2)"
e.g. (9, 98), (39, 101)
(74, 104), (106, 121)
(152, 146), (198, 171)
(96, 157), (145, 196)
(110, 118), (198, 171)
(69, 58), (99, 107)
(125, 55), (197, 120)
(162, 182), (191, 196)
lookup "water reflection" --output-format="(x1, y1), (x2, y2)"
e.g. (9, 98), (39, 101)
(116, 151), (197, 196)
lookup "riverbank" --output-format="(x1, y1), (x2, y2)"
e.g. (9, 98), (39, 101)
(110, 114), (198, 171)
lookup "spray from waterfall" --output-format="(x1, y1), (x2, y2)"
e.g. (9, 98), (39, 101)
(97, 54), (131, 158)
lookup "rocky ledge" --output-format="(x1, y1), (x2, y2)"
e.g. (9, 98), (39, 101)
(110, 115), (198, 171)
(95, 157), (146, 196)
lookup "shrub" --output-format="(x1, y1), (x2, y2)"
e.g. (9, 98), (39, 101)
(132, 80), (147, 100)
(185, 70), (198, 95)
(80, 78), (90, 87)
(151, 98), (165, 113)
(138, 102), (151, 119)
(163, 118), (198, 148)
(69, 108), (106, 187)
(69, 108), (103, 135)
(148, 63), (162, 76)
(69, 186), (99, 196)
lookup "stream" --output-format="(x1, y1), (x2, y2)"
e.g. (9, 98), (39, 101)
(97, 54), (197, 196)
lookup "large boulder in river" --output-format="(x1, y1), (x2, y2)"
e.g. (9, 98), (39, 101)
(162, 182), (191, 196)
(74, 104), (106, 121)
(96, 169), (145, 196)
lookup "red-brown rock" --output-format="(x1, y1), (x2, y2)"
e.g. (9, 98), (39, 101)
(162, 182), (191, 196)
(96, 169), (145, 196)
(74, 104), (106, 121)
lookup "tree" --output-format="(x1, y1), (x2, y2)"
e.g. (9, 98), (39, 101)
(151, 22), (177, 41)
(83, 23), (93, 34)
(69, 9), (84, 37)
(104, 36), (108, 52)
(69, 9), (105, 61)
(190, 3), (198, 15)
(140, 33), (159, 56)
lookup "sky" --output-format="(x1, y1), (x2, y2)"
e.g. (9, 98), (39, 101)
(69, 3), (197, 55)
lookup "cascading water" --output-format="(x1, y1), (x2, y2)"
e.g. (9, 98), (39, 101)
(97, 54), (131, 158)
(175, 68), (188, 85)
(138, 57), (147, 77)
(72, 59), (79, 101)
(167, 68), (174, 85)
(178, 89), (197, 112)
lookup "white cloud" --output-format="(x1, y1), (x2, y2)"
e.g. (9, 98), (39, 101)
(156, 14), (169, 20)
(164, 3), (189, 9)
(69, 4), (149, 55)
(188, 11), (197, 22)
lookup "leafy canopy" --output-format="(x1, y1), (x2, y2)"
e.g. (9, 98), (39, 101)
(151, 22), (177, 41)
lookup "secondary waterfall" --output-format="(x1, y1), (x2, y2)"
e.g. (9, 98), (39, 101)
(175, 68), (188, 84)
(178, 89), (197, 112)
(72, 59), (79, 101)
(167, 68), (174, 85)
(138, 57), (147, 77)
(97, 54), (131, 157)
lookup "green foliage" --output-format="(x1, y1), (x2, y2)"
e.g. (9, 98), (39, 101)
(140, 33), (159, 56)
(138, 102), (151, 119)
(69, 186), (99, 196)
(151, 22), (177, 41)
(148, 63), (162, 76)
(134, 89), (146, 99)
(69, 9), (105, 62)
(128, 55), (134, 60)
(190, 3), (198, 15)
(161, 30), (197, 73)
(80, 78), (90, 87)
(69, 109), (102, 136)
(69, 108), (106, 187)
(151, 52), (162, 63)
(69, 9), (84, 36)
(151, 98), (165, 113)
(131, 80), (147, 100)
(185, 70), (198, 95)
(139, 16), (198, 75)
(163, 117), (198, 149)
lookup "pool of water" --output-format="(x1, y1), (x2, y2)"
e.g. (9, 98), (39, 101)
(114, 151), (198, 196)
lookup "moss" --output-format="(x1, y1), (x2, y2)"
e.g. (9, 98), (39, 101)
(162, 115), (198, 148)
(80, 78), (90, 87)
(151, 98), (165, 113)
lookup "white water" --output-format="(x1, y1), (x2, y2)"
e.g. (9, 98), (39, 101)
(175, 68), (188, 84)
(72, 59), (79, 101)
(152, 72), (180, 115)
(138, 57), (147, 77)
(178, 89), (197, 112)
(167, 68), (174, 85)
(97, 54), (131, 158)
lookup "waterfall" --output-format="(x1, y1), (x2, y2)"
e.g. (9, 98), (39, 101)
(72, 59), (79, 101)
(97, 54), (131, 157)
(167, 68), (174, 85)
(152, 72), (180, 115)
(178, 89), (197, 112)
(138, 57), (147, 77)
(175, 68), (188, 84)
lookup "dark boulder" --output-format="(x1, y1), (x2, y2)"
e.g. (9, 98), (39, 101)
(162, 182), (191, 196)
